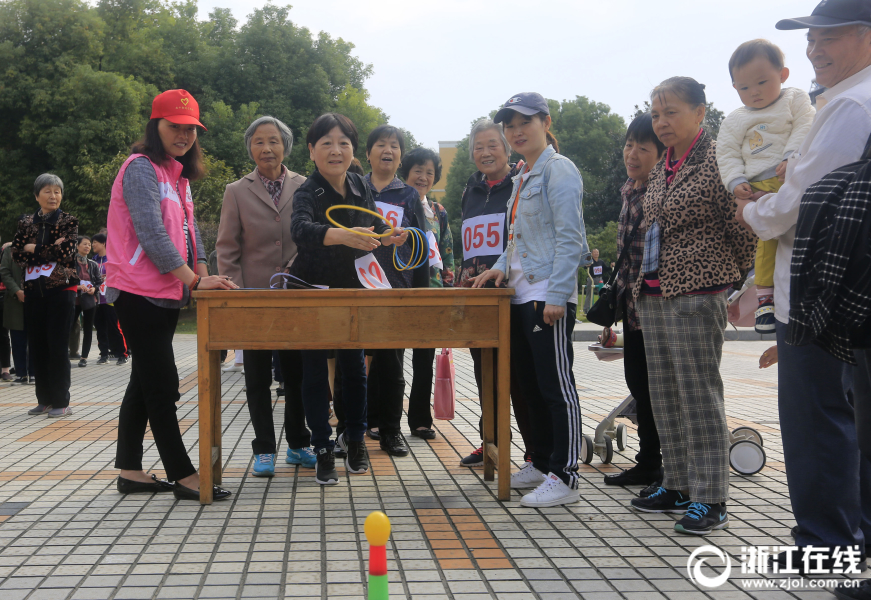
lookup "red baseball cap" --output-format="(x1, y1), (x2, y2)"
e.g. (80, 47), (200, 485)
(150, 89), (207, 130)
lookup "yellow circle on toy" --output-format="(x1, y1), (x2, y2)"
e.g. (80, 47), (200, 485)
(325, 204), (395, 238)
(364, 511), (391, 546)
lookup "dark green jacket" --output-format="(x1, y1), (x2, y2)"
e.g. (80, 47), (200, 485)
(0, 246), (24, 331)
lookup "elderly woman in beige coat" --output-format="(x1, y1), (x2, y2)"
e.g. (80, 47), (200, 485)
(216, 116), (314, 476)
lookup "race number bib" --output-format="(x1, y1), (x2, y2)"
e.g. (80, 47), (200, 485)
(461, 214), (505, 260)
(354, 253), (392, 289)
(592, 266), (603, 276)
(24, 262), (57, 282)
(99, 282), (107, 297)
(426, 230), (443, 269)
(374, 202), (404, 230)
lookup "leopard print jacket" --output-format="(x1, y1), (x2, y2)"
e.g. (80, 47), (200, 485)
(632, 131), (757, 300)
(12, 210), (80, 292)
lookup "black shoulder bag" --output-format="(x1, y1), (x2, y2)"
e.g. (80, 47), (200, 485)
(585, 213), (645, 327)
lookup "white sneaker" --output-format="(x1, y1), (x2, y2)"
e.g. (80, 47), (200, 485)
(510, 462), (546, 489)
(221, 364), (243, 373)
(520, 473), (580, 508)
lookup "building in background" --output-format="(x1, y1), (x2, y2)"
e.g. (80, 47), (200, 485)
(432, 141), (459, 202)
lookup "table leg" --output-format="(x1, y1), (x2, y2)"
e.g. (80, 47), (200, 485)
(497, 341), (511, 502)
(481, 348), (495, 482)
(210, 350), (222, 486)
(197, 304), (216, 505)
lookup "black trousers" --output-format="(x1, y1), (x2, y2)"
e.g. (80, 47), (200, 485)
(511, 301), (582, 488)
(73, 305), (96, 359)
(11, 328), (31, 378)
(95, 303), (127, 358)
(408, 348), (435, 430)
(853, 349), (871, 461)
(471, 347), (531, 453)
(622, 329), (663, 471)
(243, 349), (310, 454)
(367, 349), (406, 435)
(24, 289), (74, 408)
(0, 302), (10, 369)
(114, 291), (195, 482)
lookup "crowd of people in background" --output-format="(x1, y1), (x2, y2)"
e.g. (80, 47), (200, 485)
(2, 0), (870, 596)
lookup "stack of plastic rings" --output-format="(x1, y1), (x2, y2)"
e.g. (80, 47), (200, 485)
(324, 204), (430, 272)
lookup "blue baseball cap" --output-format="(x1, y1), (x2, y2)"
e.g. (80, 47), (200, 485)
(493, 92), (550, 124)
(776, 0), (871, 29)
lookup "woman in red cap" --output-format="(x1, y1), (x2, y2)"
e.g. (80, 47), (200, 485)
(106, 89), (237, 501)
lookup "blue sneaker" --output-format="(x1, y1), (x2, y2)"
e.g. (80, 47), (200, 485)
(286, 447), (317, 469)
(674, 502), (729, 535)
(630, 487), (691, 513)
(252, 453), (275, 477)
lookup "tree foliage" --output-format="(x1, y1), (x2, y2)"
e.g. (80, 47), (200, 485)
(0, 0), (406, 241)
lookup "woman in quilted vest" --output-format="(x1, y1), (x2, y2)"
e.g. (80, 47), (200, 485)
(629, 77), (756, 534)
(106, 90), (237, 501)
(11, 174), (79, 417)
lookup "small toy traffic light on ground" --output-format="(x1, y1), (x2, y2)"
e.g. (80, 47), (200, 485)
(364, 511), (391, 600)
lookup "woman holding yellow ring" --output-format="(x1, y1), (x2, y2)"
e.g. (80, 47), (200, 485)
(289, 113), (407, 486)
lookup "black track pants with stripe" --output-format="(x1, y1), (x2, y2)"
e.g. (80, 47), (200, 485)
(510, 300), (582, 488)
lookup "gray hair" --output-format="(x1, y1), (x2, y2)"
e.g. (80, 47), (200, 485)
(468, 118), (511, 161)
(33, 173), (64, 197)
(244, 116), (294, 161)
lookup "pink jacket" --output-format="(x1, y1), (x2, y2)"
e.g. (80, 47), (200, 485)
(106, 154), (197, 300)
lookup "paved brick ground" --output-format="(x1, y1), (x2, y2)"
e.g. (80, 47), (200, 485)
(0, 334), (865, 599)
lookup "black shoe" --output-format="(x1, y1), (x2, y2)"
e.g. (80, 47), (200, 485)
(276, 382), (285, 397)
(380, 432), (409, 457)
(116, 357), (128, 366)
(366, 428), (381, 441)
(172, 482), (232, 501)
(410, 428), (436, 440)
(70, 352), (81, 359)
(333, 432), (348, 459)
(460, 447), (484, 468)
(603, 465), (662, 487)
(117, 474), (173, 494)
(639, 480), (663, 498)
(771, 547), (867, 576)
(833, 578), (871, 600)
(96, 356), (109, 365)
(78, 358), (87, 368)
(13, 377), (28, 384)
(345, 439), (369, 474)
(28, 376), (35, 384)
(630, 487), (691, 513)
(316, 447), (339, 485)
(674, 502), (729, 535)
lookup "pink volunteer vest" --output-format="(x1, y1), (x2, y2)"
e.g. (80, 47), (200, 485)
(106, 154), (197, 300)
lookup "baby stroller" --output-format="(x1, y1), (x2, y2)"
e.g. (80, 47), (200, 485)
(585, 320), (767, 475)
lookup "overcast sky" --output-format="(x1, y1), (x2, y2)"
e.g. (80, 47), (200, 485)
(197, 0), (819, 149)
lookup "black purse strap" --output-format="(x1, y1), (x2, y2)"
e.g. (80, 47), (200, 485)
(603, 212), (645, 288)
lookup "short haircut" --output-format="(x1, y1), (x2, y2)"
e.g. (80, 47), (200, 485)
(245, 116), (294, 161)
(306, 113), (358, 152)
(468, 118), (511, 161)
(399, 147), (442, 185)
(729, 39), (785, 80)
(625, 113), (666, 156)
(91, 233), (107, 245)
(33, 173), (64, 196)
(366, 125), (405, 156)
(78, 235), (91, 245)
(131, 119), (206, 181)
(651, 76), (707, 108)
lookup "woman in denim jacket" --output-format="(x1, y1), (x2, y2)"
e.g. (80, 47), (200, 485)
(474, 92), (590, 508)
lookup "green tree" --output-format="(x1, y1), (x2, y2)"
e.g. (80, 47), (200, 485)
(584, 221), (619, 265)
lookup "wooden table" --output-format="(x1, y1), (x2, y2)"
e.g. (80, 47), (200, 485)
(192, 288), (514, 504)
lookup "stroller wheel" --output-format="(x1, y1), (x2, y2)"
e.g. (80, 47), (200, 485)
(616, 424), (628, 451)
(731, 426), (763, 446)
(580, 435), (594, 464)
(729, 440), (766, 475)
(598, 436), (614, 464)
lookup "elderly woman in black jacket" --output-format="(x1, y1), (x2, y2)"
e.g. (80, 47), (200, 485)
(289, 112), (407, 487)
(12, 173), (79, 417)
(72, 236), (103, 368)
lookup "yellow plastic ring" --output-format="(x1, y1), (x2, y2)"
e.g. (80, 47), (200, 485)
(325, 204), (395, 238)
